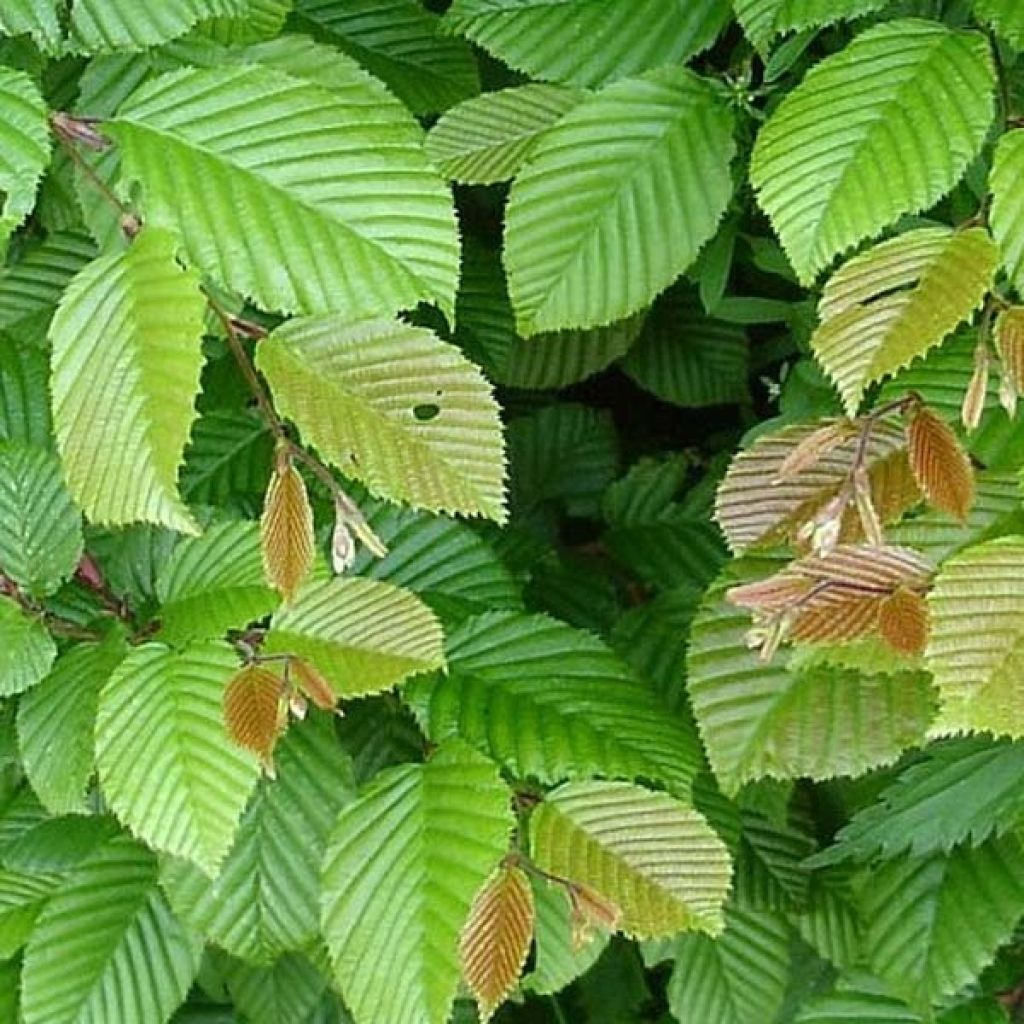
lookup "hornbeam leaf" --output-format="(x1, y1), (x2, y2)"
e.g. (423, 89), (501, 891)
(926, 535), (1024, 737)
(530, 780), (732, 938)
(425, 84), (584, 184)
(906, 406), (975, 521)
(878, 588), (929, 657)
(975, 0), (1024, 49)
(504, 66), (735, 336)
(260, 452), (315, 603)
(218, 952), (333, 1024)
(0, 442), (83, 598)
(261, 577), (445, 699)
(403, 610), (703, 798)
(156, 520), (280, 645)
(20, 835), (200, 1024)
(811, 228), (996, 414)
(321, 741), (514, 1024)
(48, 227), (206, 534)
(0, 598), (56, 697)
(750, 20), (995, 283)
(106, 64), (459, 318)
(96, 641), (261, 873)
(441, 0), (729, 88)
(257, 316), (506, 522)
(69, 0), (247, 52)
(863, 834), (1024, 1007)
(0, 67), (50, 256)
(460, 864), (535, 1022)
(991, 130), (1024, 294)
(0, 0), (62, 51)
(995, 308), (1024, 415)
(733, 0), (889, 48)
(222, 664), (285, 765)
(792, 981), (922, 1024)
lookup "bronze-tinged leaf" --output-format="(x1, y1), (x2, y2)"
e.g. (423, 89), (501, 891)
(789, 544), (932, 598)
(460, 865), (535, 1022)
(878, 586), (929, 656)
(790, 597), (881, 645)
(996, 307), (1024, 416)
(223, 664), (285, 761)
(727, 574), (812, 614)
(907, 406), (975, 522)
(289, 656), (338, 713)
(261, 448), (315, 601)
(773, 420), (857, 483)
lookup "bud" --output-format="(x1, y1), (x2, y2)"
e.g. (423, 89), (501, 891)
(289, 656), (339, 713)
(798, 495), (844, 557)
(961, 342), (989, 432)
(852, 465), (884, 546)
(568, 883), (621, 951)
(331, 503), (356, 575)
(996, 307), (1024, 418)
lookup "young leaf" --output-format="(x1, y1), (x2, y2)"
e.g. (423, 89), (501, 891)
(288, 657), (337, 713)
(96, 641), (261, 873)
(222, 664), (285, 766)
(442, 0), (729, 88)
(460, 864), (535, 1022)
(0, 597), (56, 697)
(907, 405), (975, 522)
(530, 780), (732, 938)
(426, 84), (584, 184)
(261, 576), (445, 699)
(48, 227), (206, 534)
(811, 228), (996, 414)
(260, 450), (315, 603)
(256, 316), (506, 522)
(321, 741), (514, 1024)
(504, 66), (735, 335)
(0, 67), (50, 256)
(106, 64), (459, 319)
(750, 20), (995, 283)
(995, 307), (1024, 415)
(878, 587), (929, 657)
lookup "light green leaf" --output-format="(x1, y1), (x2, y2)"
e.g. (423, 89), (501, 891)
(20, 834), (200, 1024)
(156, 520), (279, 645)
(750, 19), (995, 283)
(321, 741), (513, 1024)
(531, 780), (732, 938)
(442, 0), (729, 88)
(733, 0), (888, 48)
(107, 64), (459, 319)
(96, 641), (261, 874)
(991, 130), (1024, 294)
(974, 0), (1024, 48)
(811, 227), (996, 415)
(687, 562), (936, 792)
(162, 714), (355, 963)
(0, 0), (62, 51)
(505, 66), (735, 335)
(926, 535), (1024, 737)
(293, 0), (479, 114)
(199, 0), (292, 44)
(258, 315), (505, 522)
(0, 67), (50, 256)
(69, 0), (247, 51)
(425, 84), (583, 184)
(262, 577), (445, 699)
(404, 610), (703, 798)
(0, 869), (60, 957)
(17, 632), (128, 815)
(0, 442), (82, 597)
(666, 905), (792, 1024)
(48, 226), (206, 534)
(0, 598), (56, 697)
(863, 834), (1024, 1007)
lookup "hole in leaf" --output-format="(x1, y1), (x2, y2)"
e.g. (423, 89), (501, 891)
(413, 403), (441, 422)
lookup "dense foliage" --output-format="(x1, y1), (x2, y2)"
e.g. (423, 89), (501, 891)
(2, 1), (1024, 1022)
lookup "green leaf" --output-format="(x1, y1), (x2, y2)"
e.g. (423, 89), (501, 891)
(320, 740), (513, 1024)
(17, 632), (128, 815)
(926, 536), (1024, 737)
(0, 0), (62, 51)
(813, 737), (1024, 865)
(404, 610), (703, 798)
(687, 562), (936, 792)
(96, 641), (261, 873)
(811, 227), (996, 415)
(442, 0), (730, 88)
(199, 0), (292, 44)
(791, 872), (863, 971)
(863, 835), (1024, 1007)
(733, 0), (889, 48)
(974, 0), (1024, 48)
(69, 0), (247, 52)
(261, 577), (445, 699)
(0, 67), (50, 256)
(750, 20), (995, 284)
(20, 834), (200, 1024)
(991, 130), (1024, 294)
(0, 442), (82, 597)
(106, 64), (459, 319)
(0, 868), (60, 957)
(0, 957), (17, 1024)
(0, 336), (53, 448)
(162, 714), (355, 963)
(531, 780), (732, 937)
(620, 291), (749, 408)
(292, 0), (479, 115)
(48, 226), (206, 534)
(256, 316), (506, 522)
(180, 409), (273, 507)
(220, 952), (335, 1024)
(792, 980), (922, 1024)
(0, 598), (56, 697)
(666, 906), (792, 1024)
(425, 84), (583, 184)
(156, 520), (279, 645)
(505, 66), (735, 335)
